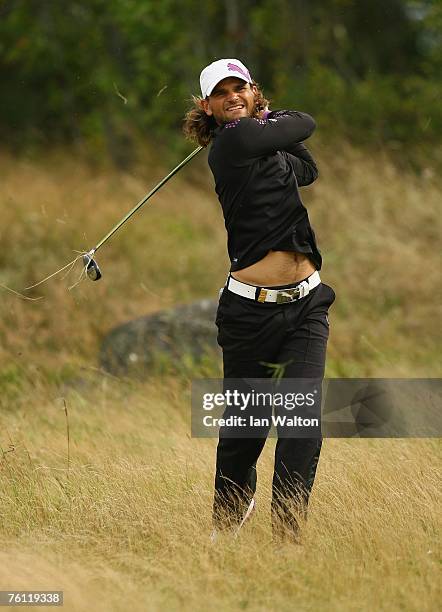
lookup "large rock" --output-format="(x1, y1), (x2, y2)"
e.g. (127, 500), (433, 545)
(100, 298), (220, 375)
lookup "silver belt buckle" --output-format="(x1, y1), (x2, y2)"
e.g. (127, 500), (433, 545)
(276, 287), (301, 304)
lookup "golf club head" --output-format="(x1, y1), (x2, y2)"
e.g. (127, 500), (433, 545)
(82, 252), (102, 281)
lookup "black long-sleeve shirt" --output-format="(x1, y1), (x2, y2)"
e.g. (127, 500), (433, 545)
(208, 109), (322, 271)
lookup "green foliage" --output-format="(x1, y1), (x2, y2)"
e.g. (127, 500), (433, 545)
(0, 364), (25, 405)
(0, 0), (440, 158)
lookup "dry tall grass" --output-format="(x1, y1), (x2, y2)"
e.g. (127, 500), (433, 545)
(0, 145), (441, 611)
(1, 377), (440, 611)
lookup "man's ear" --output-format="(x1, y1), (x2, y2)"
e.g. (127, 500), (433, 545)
(199, 98), (213, 116)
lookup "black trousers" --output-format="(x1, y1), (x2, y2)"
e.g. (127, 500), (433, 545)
(214, 277), (336, 534)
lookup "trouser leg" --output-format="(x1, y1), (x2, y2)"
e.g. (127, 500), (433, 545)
(272, 437), (322, 536)
(214, 436), (266, 527)
(213, 359), (272, 529)
(271, 304), (331, 537)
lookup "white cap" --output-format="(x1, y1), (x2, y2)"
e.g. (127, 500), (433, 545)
(200, 58), (253, 98)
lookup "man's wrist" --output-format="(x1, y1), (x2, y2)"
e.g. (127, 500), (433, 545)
(267, 109), (288, 119)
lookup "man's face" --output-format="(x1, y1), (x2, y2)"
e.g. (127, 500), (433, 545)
(201, 77), (257, 125)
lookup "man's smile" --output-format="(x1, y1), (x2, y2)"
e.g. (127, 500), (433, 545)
(226, 104), (245, 111)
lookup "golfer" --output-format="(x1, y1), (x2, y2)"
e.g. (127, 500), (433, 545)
(184, 59), (335, 540)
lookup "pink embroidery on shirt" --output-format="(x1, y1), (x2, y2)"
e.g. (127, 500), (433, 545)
(224, 119), (241, 128)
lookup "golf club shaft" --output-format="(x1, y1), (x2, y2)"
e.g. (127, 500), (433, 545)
(92, 145), (203, 253)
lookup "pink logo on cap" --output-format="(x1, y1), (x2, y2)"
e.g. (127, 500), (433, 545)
(227, 62), (251, 81)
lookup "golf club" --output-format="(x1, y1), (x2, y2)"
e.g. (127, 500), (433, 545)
(83, 145), (204, 281)
(82, 250), (102, 281)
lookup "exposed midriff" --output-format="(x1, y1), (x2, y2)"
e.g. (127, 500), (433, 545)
(231, 249), (316, 286)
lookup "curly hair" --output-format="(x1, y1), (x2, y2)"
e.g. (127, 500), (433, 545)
(183, 82), (270, 147)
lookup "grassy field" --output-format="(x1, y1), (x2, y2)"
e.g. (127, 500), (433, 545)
(0, 145), (441, 611)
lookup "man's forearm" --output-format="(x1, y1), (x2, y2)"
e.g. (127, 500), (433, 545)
(264, 110), (319, 184)
(283, 141), (318, 186)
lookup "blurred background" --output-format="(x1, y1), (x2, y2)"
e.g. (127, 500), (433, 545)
(0, 4), (441, 609)
(0, 0), (440, 381)
(1, 0), (441, 163)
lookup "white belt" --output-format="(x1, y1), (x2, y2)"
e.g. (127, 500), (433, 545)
(224, 270), (321, 303)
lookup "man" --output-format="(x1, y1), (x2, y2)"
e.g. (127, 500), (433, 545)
(183, 59), (335, 540)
